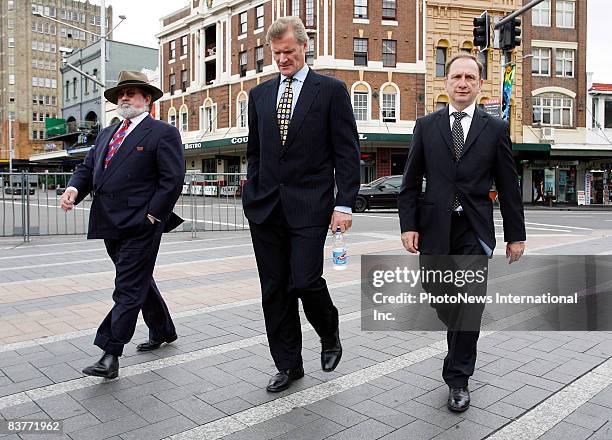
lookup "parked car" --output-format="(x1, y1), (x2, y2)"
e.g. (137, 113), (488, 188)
(4, 186), (35, 196)
(354, 175), (425, 213)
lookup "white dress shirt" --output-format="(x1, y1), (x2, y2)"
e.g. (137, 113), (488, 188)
(448, 102), (475, 142)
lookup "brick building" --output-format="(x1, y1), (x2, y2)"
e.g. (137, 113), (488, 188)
(521, 0), (592, 204)
(0, 0), (112, 171)
(157, 0), (426, 185)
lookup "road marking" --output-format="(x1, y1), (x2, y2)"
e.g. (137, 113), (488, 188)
(0, 235), (251, 260)
(0, 243), (255, 272)
(522, 221), (593, 231)
(0, 200), (91, 211)
(180, 217), (247, 229)
(0, 280), (360, 353)
(488, 359), (612, 440)
(354, 214), (399, 219)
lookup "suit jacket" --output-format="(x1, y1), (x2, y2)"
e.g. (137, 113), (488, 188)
(398, 106), (526, 254)
(68, 115), (185, 239)
(242, 69), (361, 228)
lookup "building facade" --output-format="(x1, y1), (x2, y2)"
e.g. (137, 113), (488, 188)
(29, 40), (158, 167)
(425, 0), (524, 143)
(157, 0), (427, 185)
(521, 0), (591, 205)
(0, 0), (111, 171)
(585, 80), (612, 206)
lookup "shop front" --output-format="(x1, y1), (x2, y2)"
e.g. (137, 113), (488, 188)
(582, 162), (612, 205)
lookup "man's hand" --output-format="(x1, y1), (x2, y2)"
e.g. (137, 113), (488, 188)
(330, 211), (352, 233)
(401, 231), (419, 253)
(60, 189), (77, 212)
(506, 241), (525, 264)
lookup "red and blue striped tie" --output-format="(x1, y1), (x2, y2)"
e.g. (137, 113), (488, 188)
(104, 119), (131, 168)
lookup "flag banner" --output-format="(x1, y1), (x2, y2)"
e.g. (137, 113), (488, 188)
(501, 63), (516, 121)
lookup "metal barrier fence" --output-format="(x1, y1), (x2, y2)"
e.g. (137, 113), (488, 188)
(0, 172), (248, 240)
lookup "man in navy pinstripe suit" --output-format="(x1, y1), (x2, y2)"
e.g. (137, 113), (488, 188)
(242, 17), (360, 392)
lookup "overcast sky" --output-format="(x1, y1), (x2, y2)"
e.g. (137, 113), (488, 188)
(107, 0), (611, 83)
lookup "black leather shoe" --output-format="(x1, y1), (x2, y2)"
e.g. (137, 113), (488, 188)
(82, 353), (119, 379)
(136, 334), (178, 351)
(266, 367), (305, 393)
(321, 329), (342, 372)
(448, 386), (470, 412)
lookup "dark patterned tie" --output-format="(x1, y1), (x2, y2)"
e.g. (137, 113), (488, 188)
(277, 77), (294, 146)
(451, 111), (467, 210)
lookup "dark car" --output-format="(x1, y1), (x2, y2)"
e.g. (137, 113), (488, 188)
(355, 175), (425, 213)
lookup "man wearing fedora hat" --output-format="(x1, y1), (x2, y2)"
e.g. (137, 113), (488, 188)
(60, 71), (185, 378)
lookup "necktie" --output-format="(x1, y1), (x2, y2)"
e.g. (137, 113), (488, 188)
(104, 119), (131, 168)
(277, 77), (294, 146)
(451, 111), (467, 210)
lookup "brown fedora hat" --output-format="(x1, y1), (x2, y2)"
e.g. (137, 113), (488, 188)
(104, 70), (163, 104)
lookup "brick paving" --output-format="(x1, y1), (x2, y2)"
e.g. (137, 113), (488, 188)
(0, 225), (611, 439)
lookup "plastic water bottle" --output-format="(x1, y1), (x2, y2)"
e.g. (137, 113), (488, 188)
(332, 227), (348, 270)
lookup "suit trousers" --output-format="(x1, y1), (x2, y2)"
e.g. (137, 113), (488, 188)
(249, 203), (339, 370)
(425, 213), (488, 388)
(94, 220), (176, 356)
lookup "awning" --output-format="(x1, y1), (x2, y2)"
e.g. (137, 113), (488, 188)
(182, 132), (414, 150)
(29, 150), (69, 162)
(67, 146), (94, 155)
(512, 143), (551, 152)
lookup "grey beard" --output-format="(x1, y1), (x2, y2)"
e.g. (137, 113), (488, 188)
(116, 105), (146, 120)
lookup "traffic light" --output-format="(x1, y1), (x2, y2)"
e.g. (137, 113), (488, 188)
(473, 12), (490, 51)
(500, 16), (522, 51)
(511, 17), (522, 48)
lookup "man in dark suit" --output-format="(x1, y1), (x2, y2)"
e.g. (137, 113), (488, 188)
(242, 17), (360, 392)
(398, 54), (526, 411)
(60, 71), (185, 378)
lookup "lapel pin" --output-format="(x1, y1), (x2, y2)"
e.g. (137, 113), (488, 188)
(136, 146), (144, 152)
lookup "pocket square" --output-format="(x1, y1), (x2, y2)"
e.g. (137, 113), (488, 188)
(136, 146), (144, 152)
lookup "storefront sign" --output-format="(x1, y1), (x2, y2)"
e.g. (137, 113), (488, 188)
(182, 133), (412, 151)
(577, 191), (586, 205)
(544, 168), (555, 197)
(585, 173), (592, 205)
(482, 98), (502, 118)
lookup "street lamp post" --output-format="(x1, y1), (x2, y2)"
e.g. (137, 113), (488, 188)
(33, 3), (126, 130)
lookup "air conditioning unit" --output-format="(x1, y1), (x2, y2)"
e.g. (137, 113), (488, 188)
(541, 126), (555, 142)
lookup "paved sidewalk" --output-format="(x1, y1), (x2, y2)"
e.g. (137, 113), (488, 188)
(0, 230), (611, 440)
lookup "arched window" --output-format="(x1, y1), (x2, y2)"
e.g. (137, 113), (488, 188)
(435, 94), (449, 111)
(435, 40), (449, 77)
(533, 93), (573, 127)
(179, 104), (188, 132)
(236, 92), (248, 128)
(460, 41), (474, 54)
(351, 82), (371, 122)
(200, 98), (216, 132)
(380, 83), (399, 123)
(167, 107), (176, 127)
